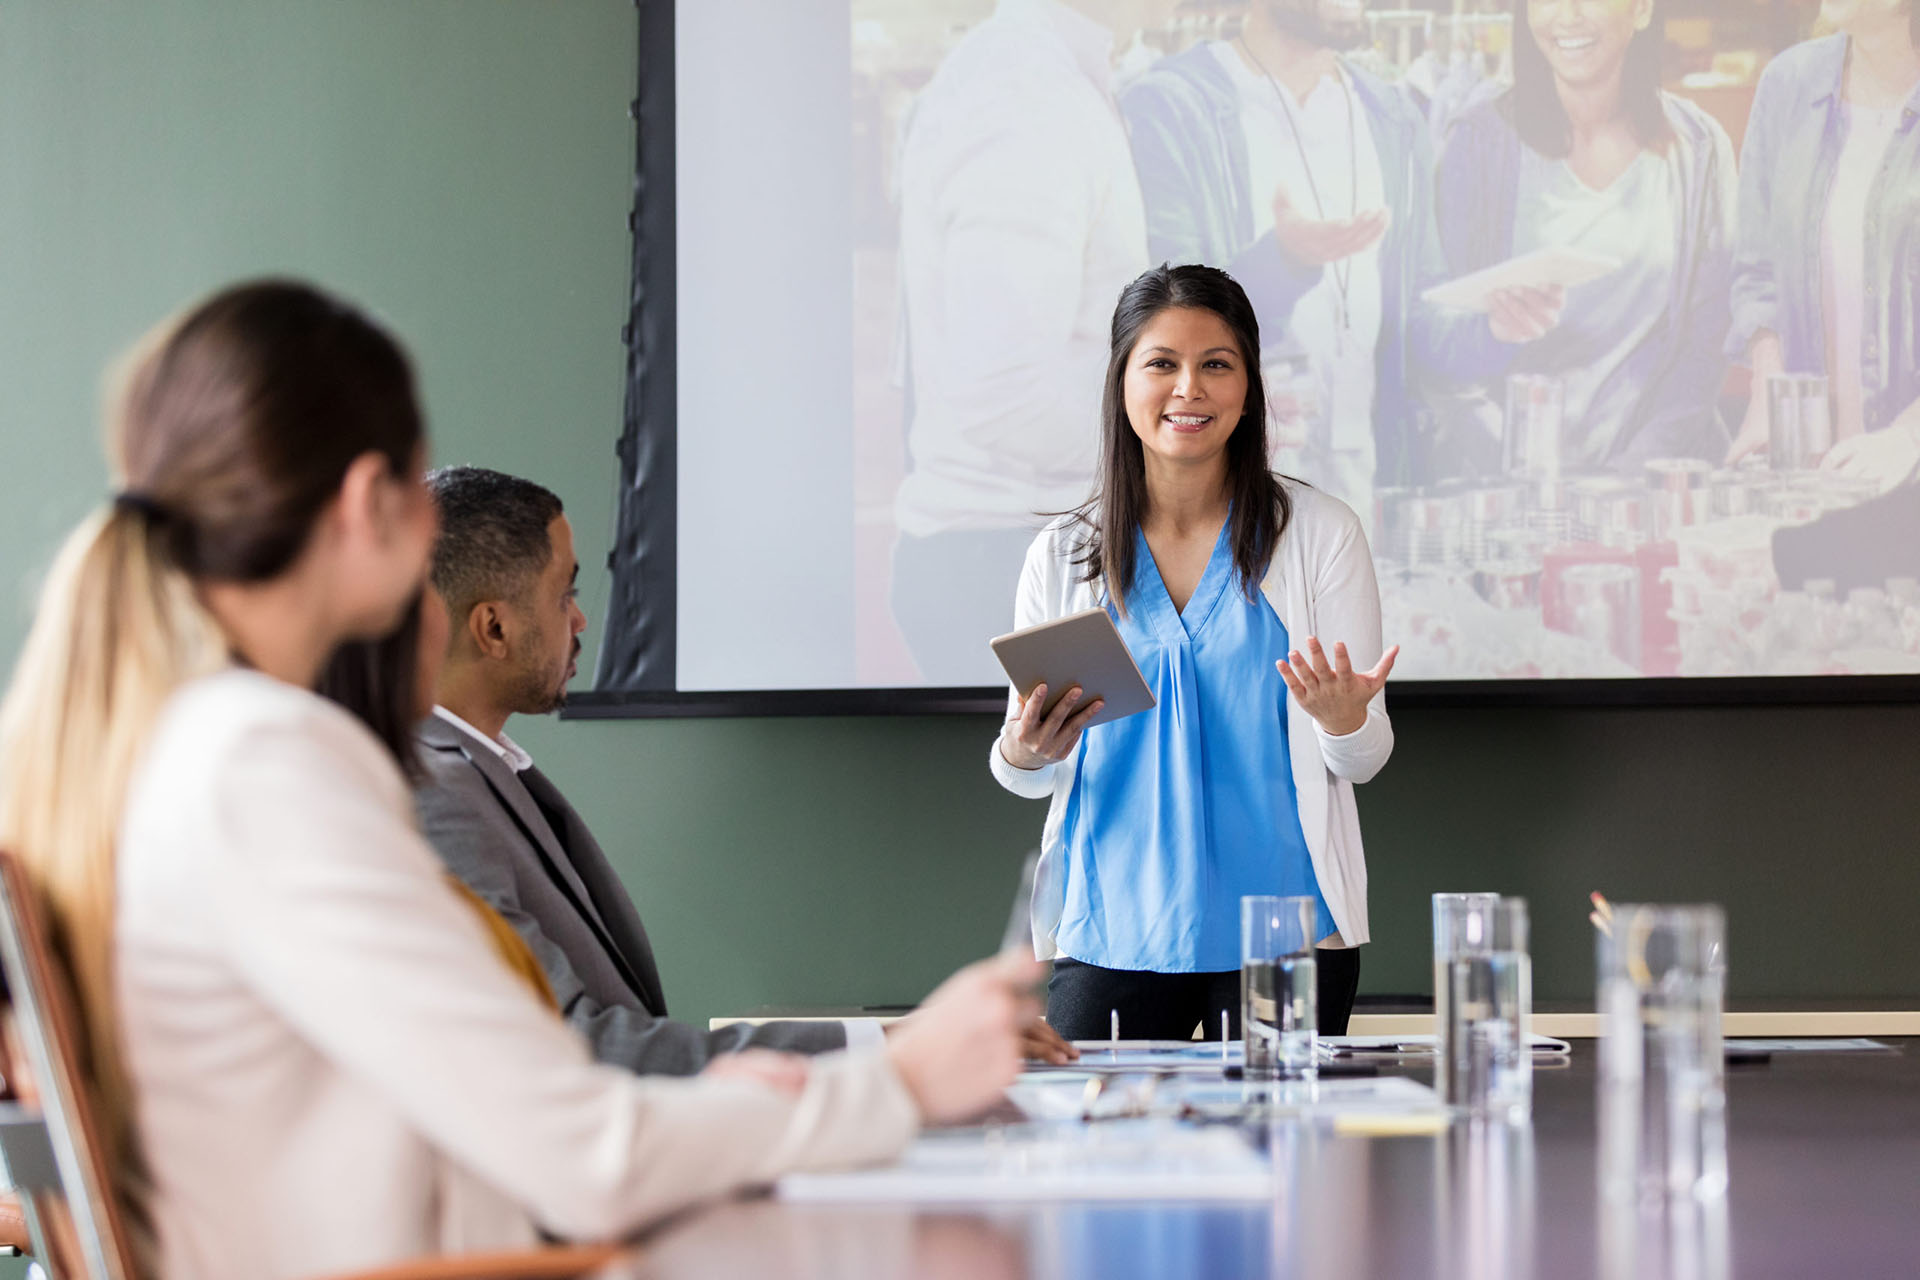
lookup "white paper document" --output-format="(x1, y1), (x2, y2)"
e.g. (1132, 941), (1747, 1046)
(1054, 1039), (1243, 1073)
(1420, 247), (1620, 311)
(777, 1123), (1275, 1203)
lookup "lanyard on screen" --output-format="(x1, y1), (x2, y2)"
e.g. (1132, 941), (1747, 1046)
(1237, 39), (1360, 335)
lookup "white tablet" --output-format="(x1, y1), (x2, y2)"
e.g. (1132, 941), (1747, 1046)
(1420, 247), (1621, 312)
(989, 607), (1156, 730)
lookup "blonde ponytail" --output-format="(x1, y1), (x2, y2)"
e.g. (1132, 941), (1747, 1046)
(0, 501), (228, 1188)
(0, 279), (424, 1244)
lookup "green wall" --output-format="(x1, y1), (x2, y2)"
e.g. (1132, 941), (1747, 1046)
(3, 0), (1917, 1089)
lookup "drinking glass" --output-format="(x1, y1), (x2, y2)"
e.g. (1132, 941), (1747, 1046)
(1597, 904), (1728, 1204)
(1433, 894), (1532, 1119)
(1242, 895), (1318, 1079)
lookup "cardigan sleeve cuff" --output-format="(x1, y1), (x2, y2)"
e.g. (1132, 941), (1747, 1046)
(1314, 706), (1393, 784)
(988, 734), (1058, 798)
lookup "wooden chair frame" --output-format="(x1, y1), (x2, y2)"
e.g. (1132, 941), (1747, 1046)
(0, 850), (626, 1280)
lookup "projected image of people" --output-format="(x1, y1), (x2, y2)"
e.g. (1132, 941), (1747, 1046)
(1434, 0), (1736, 478)
(826, 0), (1920, 695)
(1120, 0), (1558, 531)
(1734, 0), (1920, 632)
(884, 1), (1172, 685)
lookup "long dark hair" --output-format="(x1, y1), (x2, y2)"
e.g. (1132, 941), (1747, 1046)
(1508, 0), (1672, 158)
(1068, 264), (1289, 616)
(316, 590), (428, 780)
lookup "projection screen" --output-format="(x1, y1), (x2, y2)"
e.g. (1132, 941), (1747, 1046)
(575, 0), (1920, 716)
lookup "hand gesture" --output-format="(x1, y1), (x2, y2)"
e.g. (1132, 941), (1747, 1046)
(998, 684), (1104, 771)
(1276, 636), (1399, 736)
(1486, 285), (1564, 344)
(1270, 388), (1310, 452)
(1272, 187), (1389, 267)
(1822, 420), (1920, 493)
(886, 951), (1043, 1124)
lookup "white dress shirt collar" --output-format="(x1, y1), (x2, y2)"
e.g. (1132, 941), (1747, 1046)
(433, 705), (534, 774)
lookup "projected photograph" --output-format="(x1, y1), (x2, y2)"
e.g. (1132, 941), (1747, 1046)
(845, 0), (1920, 688)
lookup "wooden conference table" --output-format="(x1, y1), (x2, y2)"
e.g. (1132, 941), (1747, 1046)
(598, 1038), (1918, 1280)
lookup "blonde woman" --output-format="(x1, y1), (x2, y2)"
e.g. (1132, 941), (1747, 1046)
(0, 280), (1033, 1280)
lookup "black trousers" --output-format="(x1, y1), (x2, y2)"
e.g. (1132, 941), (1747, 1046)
(1047, 949), (1362, 1042)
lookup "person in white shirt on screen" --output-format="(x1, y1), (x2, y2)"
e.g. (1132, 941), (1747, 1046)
(0, 278), (1037, 1280)
(890, 0), (1173, 685)
(1119, 0), (1560, 522)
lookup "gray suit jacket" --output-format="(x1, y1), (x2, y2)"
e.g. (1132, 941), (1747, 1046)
(414, 715), (847, 1075)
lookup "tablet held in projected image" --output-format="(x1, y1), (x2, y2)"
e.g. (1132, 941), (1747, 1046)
(1421, 248), (1621, 312)
(990, 608), (1155, 730)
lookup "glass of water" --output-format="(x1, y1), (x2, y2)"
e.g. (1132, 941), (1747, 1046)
(1765, 372), (1833, 471)
(1598, 903), (1728, 1205)
(1433, 894), (1532, 1120)
(1241, 895), (1318, 1080)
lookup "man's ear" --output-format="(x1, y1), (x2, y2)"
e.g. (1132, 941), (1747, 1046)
(465, 600), (514, 662)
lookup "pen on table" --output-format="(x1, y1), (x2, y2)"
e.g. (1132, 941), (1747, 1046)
(1220, 1011), (1229, 1064)
(1325, 1042), (1432, 1057)
(1110, 1008), (1119, 1058)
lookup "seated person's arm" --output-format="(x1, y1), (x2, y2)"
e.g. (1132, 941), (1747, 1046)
(418, 781), (848, 1076)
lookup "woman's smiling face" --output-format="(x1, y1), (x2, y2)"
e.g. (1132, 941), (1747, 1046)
(1526, 0), (1651, 92)
(1122, 306), (1249, 469)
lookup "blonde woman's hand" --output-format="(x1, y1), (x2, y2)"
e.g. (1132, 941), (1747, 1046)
(1277, 636), (1399, 736)
(998, 684), (1104, 771)
(700, 1049), (810, 1099)
(885, 951), (1041, 1124)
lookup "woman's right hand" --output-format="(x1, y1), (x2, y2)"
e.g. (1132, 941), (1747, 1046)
(997, 684), (1104, 770)
(885, 952), (1042, 1125)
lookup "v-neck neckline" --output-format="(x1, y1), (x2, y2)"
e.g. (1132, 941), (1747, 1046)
(1132, 519), (1234, 643)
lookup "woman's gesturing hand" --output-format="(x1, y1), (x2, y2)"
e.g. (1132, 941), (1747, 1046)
(998, 684), (1105, 770)
(1277, 636), (1399, 736)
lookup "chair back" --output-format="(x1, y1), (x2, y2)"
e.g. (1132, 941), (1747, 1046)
(0, 848), (140, 1280)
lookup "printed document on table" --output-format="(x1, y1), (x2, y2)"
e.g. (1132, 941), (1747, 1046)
(777, 1123), (1274, 1203)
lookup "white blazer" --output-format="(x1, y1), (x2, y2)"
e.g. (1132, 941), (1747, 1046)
(988, 480), (1394, 954)
(116, 669), (918, 1280)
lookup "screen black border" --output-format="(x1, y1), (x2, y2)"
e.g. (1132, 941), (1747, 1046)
(571, 0), (1920, 720)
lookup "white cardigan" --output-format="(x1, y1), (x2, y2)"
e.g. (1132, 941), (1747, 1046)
(989, 481), (1394, 954)
(116, 669), (917, 1280)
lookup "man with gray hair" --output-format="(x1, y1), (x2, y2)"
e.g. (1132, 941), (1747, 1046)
(416, 466), (867, 1072)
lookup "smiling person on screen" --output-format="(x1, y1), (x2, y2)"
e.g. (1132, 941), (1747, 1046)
(991, 264), (1397, 1042)
(417, 466), (1075, 1073)
(1435, 0), (1737, 474)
